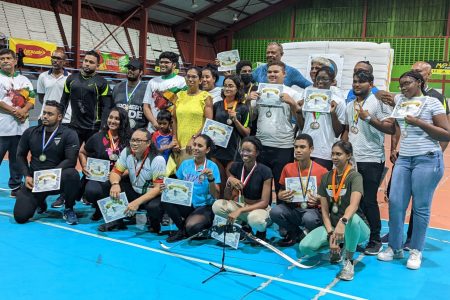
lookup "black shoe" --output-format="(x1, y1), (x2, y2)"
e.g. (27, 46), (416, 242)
(10, 189), (19, 198)
(364, 240), (382, 255)
(277, 231), (305, 247)
(251, 231), (267, 246)
(240, 224), (252, 241)
(166, 229), (186, 243)
(98, 220), (127, 232)
(381, 233), (389, 244)
(90, 209), (102, 221)
(161, 213), (171, 226)
(51, 196), (65, 208)
(330, 251), (342, 264)
(36, 201), (48, 214)
(148, 220), (161, 234)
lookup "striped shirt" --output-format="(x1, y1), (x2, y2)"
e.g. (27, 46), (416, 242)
(396, 95), (445, 156)
(345, 94), (392, 163)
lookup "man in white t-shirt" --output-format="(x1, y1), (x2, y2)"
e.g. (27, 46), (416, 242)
(143, 51), (186, 133)
(37, 49), (71, 123)
(255, 61), (303, 193)
(342, 70), (395, 255)
(0, 48), (35, 196)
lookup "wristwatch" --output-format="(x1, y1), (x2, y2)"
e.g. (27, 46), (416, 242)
(111, 182), (120, 186)
(364, 115), (372, 123)
(207, 177), (215, 182)
(340, 217), (348, 225)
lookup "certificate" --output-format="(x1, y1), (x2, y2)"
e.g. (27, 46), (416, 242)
(32, 168), (62, 193)
(217, 50), (240, 72)
(86, 157), (110, 182)
(285, 176), (318, 203)
(201, 118), (233, 148)
(303, 88), (332, 113)
(391, 96), (426, 119)
(98, 192), (129, 223)
(161, 177), (193, 207)
(210, 215), (241, 249)
(257, 83), (284, 107)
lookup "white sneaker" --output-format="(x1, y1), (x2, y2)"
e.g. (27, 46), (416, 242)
(377, 246), (404, 261)
(406, 249), (422, 270)
(338, 259), (354, 281)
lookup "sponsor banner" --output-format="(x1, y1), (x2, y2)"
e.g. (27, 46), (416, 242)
(98, 52), (129, 73)
(428, 61), (450, 75)
(9, 37), (57, 65)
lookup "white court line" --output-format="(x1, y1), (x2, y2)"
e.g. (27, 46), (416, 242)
(380, 218), (450, 232)
(0, 211), (366, 300)
(427, 236), (450, 244)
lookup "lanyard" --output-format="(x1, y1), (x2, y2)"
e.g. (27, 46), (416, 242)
(107, 130), (119, 153)
(195, 159), (207, 174)
(125, 80), (141, 103)
(241, 162), (257, 188)
(352, 94), (370, 126)
(331, 164), (351, 204)
(134, 148), (150, 182)
(312, 112), (321, 122)
(224, 99), (237, 112)
(297, 161), (313, 199)
(41, 126), (59, 153)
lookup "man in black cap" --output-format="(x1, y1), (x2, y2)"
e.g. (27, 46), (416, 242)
(112, 59), (149, 130)
(13, 101), (81, 225)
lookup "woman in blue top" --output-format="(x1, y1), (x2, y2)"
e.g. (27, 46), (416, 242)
(162, 134), (221, 242)
(377, 71), (450, 270)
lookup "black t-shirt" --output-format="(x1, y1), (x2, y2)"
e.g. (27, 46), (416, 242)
(16, 125), (80, 176)
(425, 87), (449, 115)
(211, 101), (250, 161)
(112, 80), (149, 129)
(84, 131), (127, 170)
(229, 162), (272, 201)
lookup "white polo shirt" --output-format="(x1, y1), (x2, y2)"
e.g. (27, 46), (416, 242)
(37, 69), (71, 123)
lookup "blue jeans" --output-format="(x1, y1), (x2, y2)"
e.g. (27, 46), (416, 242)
(0, 135), (23, 189)
(388, 151), (444, 251)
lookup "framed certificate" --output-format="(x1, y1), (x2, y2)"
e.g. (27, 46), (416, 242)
(217, 50), (240, 72)
(391, 96), (426, 119)
(98, 192), (129, 223)
(86, 157), (110, 182)
(201, 118), (233, 148)
(303, 88), (332, 113)
(257, 83), (284, 107)
(32, 168), (62, 193)
(161, 177), (194, 207)
(210, 215), (241, 249)
(285, 176), (318, 203)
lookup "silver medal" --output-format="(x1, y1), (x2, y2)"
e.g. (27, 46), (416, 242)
(109, 154), (118, 161)
(310, 122), (320, 129)
(129, 119), (136, 129)
(301, 202), (307, 209)
(226, 118), (233, 125)
(332, 203), (339, 214)
(266, 111), (272, 118)
(39, 154), (46, 162)
(351, 126), (359, 134)
(401, 130), (408, 138)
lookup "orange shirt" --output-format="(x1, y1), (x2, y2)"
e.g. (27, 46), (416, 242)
(279, 160), (328, 189)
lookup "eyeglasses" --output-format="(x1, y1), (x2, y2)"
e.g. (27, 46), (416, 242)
(316, 76), (331, 82)
(186, 75), (199, 79)
(51, 56), (64, 61)
(130, 139), (149, 144)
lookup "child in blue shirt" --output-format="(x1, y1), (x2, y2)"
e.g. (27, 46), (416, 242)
(151, 109), (175, 162)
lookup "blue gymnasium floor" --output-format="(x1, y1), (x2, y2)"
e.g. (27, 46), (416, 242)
(0, 163), (449, 300)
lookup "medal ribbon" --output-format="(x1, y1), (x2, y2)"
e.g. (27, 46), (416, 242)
(312, 112), (321, 123)
(352, 94), (369, 127)
(195, 159), (207, 176)
(41, 126), (59, 154)
(125, 80), (141, 103)
(241, 162), (257, 188)
(331, 164), (352, 204)
(107, 130), (119, 154)
(297, 161), (313, 200)
(134, 147), (150, 182)
(224, 99), (237, 113)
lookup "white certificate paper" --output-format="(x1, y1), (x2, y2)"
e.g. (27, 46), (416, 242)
(86, 157), (110, 182)
(285, 176), (317, 203)
(303, 88), (332, 113)
(210, 215), (241, 249)
(217, 50), (240, 72)
(201, 118), (233, 148)
(257, 83), (284, 107)
(391, 96), (426, 119)
(161, 177), (194, 207)
(98, 192), (129, 223)
(33, 168), (62, 193)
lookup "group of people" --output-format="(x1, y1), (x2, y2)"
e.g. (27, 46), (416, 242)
(1, 41), (449, 281)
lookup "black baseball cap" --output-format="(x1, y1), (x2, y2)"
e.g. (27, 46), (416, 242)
(125, 59), (143, 70)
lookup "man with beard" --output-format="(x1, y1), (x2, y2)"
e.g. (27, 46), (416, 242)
(252, 42), (311, 88)
(341, 70), (395, 255)
(0, 48), (35, 197)
(37, 49), (71, 124)
(13, 101), (80, 225)
(143, 51), (186, 133)
(60, 50), (113, 145)
(112, 59), (148, 130)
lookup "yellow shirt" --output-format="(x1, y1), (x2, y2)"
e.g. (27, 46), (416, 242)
(176, 90), (210, 148)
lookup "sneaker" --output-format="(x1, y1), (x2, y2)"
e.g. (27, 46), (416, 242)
(364, 240), (382, 255)
(403, 239), (411, 251)
(81, 196), (91, 206)
(36, 201), (48, 214)
(90, 209), (102, 221)
(381, 233), (389, 244)
(330, 251), (343, 264)
(377, 246), (404, 261)
(251, 231), (267, 246)
(406, 249), (422, 270)
(51, 196), (65, 208)
(10, 189), (18, 198)
(148, 220), (161, 234)
(98, 219), (127, 232)
(161, 213), (171, 226)
(240, 224), (252, 241)
(338, 259), (354, 281)
(63, 208), (78, 225)
(277, 231), (305, 247)
(166, 229), (186, 243)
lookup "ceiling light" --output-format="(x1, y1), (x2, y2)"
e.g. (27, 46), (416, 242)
(191, 0), (198, 8)
(233, 13), (238, 21)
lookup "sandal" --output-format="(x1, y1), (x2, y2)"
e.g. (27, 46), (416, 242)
(97, 220), (127, 232)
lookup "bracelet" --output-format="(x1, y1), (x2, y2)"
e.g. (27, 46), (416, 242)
(207, 177), (215, 182)
(327, 231), (334, 241)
